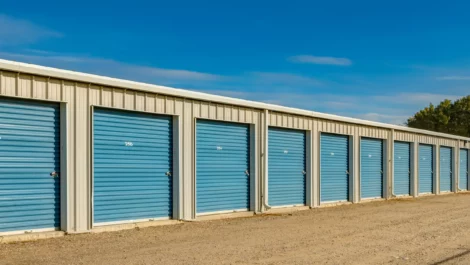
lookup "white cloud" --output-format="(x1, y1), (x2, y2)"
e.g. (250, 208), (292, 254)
(353, 113), (409, 125)
(250, 72), (322, 87)
(372, 93), (461, 105)
(198, 89), (319, 109)
(23, 49), (59, 55)
(200, 90), (463, 125)
(288, 55), (352, 66)
(1, 50), (462, 125)
(124, 63), (222, 82)
(0, 14), (62, 45)
(0, 52), (224, 84)
(436, 76), (470, 81)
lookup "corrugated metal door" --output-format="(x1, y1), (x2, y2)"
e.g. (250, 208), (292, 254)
(460, 149), (468, 190)
(268, 127), (306, 206)
(393, 142), (411, 196)
(196, 120), (250, 214)
(419, 144), (433, 194)
(439, 146), (452, 192)
(0, 98), (60, 233)
(360, 138), (383, 199)
(93, 108), (173, 225)
(320, 133), (349, 203)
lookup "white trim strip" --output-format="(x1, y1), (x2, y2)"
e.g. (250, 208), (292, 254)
(196, 208), (250, 216)
(93, 217), (171, 227)
(270, 204), (307, 209)
(0, 227), (58, 237)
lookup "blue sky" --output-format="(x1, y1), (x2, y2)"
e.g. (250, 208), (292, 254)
(1, 0), (470, 124)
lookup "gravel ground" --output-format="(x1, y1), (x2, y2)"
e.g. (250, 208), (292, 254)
(2, 193), (470, 265)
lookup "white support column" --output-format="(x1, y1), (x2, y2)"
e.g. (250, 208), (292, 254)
(60, 102), (69, 232)
(350, 135), (359, 203)
(172, 115), (182, 220)
(312, 124), (320, 207)
(468, 147), (470, 191)
(453, 144), (458, 192)
(261, 110), (269, 212)
(385, 129), (394, 199)
(434, 145), (440, 195)
(306, 130), (314, 207)
(250, 123), (259, 212)
(411, 142), (419, 197)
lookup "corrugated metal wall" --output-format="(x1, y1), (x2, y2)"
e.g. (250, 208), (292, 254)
(1, 69), (470, 235)
(395, 131), (458, 147)
(269, 112), (389, 139)
(0, 71), (262, 233)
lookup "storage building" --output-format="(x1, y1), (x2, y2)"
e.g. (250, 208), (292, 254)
(0, 59), (469, 239)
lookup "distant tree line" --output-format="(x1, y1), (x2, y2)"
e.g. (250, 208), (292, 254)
(407, 96), (470, 137)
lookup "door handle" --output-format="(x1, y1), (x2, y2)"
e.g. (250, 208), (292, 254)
(50, 171), (59, 178)
(245, 170), (250, 176)
(302, 170), (307, 175)
(165, 171), (172, 177)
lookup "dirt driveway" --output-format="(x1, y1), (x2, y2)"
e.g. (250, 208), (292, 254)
(2, 194), (470, 265)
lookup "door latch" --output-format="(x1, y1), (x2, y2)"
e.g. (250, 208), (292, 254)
(245, 170), (250, 176)
(165, 171), (172, 177)
(50, 171), (59, 178)
(302, 170), (307, 175)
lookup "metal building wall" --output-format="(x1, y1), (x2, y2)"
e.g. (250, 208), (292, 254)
(394, 131), (459, 195)
(0, 71), (262, 233)
(268, 112), (390, 206)
(1, 65), (470, 236)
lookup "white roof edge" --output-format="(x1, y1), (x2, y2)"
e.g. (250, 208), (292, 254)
(0, 58), (469, 142)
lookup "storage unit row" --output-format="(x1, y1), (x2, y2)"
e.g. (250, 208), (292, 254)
(0, 59), (469, 237)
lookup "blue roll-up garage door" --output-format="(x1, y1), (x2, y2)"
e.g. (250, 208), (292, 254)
(268, 127), (306, 207)
(394, 142), (411, 196)
(0, 98), (60, 233)
(196, 120), (250, 214)
(460, 149), (468, 190)
(360, 138), (383, 199)
(419, 144), (434, 194)
(439, 146), (452, 192)
(93, 108), (173, 225)
(320, 134), (349, 203)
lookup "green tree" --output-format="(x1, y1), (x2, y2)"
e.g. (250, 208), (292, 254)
(406, 96), (470, 137)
